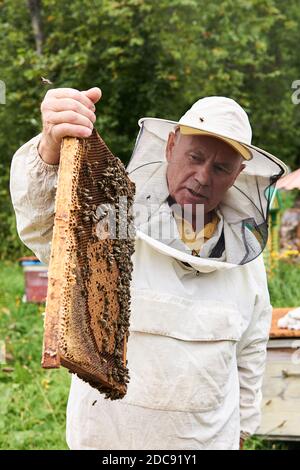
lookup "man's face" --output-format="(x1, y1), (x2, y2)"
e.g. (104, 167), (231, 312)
(166, 130), (245, 215)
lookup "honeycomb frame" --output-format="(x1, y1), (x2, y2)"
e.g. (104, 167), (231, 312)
(42, 128), (135, 400)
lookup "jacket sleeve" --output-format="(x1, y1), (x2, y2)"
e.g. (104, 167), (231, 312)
(236, 256), (272, 440)
(10, 134), (59, 265)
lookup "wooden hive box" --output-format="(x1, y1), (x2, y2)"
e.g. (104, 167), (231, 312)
(257, 308), (300, 441)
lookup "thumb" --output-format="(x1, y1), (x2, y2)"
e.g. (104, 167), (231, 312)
(82, 87), (102, 104)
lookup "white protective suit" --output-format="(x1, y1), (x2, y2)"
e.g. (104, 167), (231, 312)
(10, 114), (287, 450)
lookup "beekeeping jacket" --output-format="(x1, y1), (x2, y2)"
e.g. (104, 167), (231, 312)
(10, 117), (287, 450)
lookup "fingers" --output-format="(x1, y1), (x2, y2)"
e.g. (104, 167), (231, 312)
(51, 123), (93, 141)
(39, 87), (102, 162)
(44, 98), (96, 123)
(81, 87), (102, 104)
(45, 88), (96, 110)
(45, 110), (95, 130)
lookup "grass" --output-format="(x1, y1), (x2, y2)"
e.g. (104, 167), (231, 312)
(268, 261), (300, 308)
(0, 257), (299, 450)
(0, 261), (70, 450)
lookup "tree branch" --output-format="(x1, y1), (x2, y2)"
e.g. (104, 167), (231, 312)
(27, 0), (43, 55)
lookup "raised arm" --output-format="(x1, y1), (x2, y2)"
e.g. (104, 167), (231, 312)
(10, 87), (101, 264)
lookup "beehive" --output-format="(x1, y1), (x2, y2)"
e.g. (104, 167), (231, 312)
(42, 128), (135, 400)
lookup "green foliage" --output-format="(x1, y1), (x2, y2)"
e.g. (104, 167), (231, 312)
(280, 188), (299, 212)
(268, 260), (300, 307)
(0, 261), (70, 449)
(244, 435), (300, 450)
(0, 364), (69, 449)
(1, 0), (300, 258)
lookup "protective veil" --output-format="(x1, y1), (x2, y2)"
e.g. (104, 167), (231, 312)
(127, 117), (288, 269)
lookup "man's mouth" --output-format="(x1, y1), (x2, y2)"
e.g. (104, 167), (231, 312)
(187, 188), (208, 199)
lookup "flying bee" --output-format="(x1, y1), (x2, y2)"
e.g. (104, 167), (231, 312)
(41, 76), (53, 85)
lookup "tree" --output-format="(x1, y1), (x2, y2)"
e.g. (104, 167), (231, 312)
(27, 0), (43, 55)
(0, 0), (299, 259)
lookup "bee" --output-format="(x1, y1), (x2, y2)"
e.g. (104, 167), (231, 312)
(41, 76), (53, 85)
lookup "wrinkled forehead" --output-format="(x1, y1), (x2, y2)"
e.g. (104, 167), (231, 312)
(174, 131), (243, 164)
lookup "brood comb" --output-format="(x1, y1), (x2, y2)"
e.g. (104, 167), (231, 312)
(42, 128), (135, 400)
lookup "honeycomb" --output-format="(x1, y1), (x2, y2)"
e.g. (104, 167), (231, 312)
(42, 128), (135, 400)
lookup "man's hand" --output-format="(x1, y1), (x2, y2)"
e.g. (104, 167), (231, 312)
(38, 87), (102, 165)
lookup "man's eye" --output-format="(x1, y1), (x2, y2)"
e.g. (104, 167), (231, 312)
(189, 153), (202, 161)
(215, 165), (227, 173)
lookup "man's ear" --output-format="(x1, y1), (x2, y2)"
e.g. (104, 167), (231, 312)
(166, 131), (176, 162)
(229, 162), (246, 188)
(239, 163), (246, 174)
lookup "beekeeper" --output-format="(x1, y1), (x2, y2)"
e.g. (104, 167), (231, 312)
(10, 87), (288, 450)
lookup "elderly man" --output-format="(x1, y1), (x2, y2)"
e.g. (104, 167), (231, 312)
(10, 88), (287, 450)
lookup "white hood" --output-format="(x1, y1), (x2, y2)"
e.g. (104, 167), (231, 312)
(126, 118), (288, 273)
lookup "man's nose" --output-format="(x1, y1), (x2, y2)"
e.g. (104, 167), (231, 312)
(194, 163), (212, 187)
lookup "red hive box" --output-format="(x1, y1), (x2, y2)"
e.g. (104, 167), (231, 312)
(19, 257), (48, 303)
